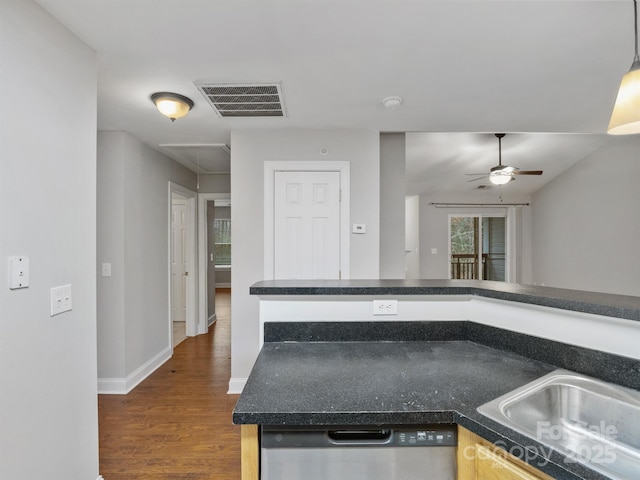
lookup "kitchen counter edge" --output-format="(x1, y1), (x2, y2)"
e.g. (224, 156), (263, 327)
(250, 279), (640, 322)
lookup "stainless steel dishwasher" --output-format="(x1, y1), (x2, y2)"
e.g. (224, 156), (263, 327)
(261, 424), (457, 480)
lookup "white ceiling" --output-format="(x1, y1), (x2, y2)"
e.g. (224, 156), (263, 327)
(406, 132), (611, 195)
(36, 0), (635, 193)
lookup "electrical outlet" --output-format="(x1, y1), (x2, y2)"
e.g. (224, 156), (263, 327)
(50, 284), (72, 316)
(373, 299), (398, 315)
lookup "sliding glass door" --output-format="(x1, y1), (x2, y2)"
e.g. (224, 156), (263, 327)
(449, 215), (506, 281)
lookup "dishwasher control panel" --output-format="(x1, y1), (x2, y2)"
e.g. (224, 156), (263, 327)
(395, 427), (456, 446)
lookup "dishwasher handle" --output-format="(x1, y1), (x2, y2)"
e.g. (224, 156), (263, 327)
(327, 429), (392, 444)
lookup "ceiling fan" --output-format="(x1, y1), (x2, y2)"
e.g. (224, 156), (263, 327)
(466, 133), (543, 185)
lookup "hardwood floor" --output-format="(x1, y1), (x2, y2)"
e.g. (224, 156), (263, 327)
(98, 289), (241, 480)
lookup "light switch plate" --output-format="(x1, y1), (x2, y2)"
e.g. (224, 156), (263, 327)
(50, 284), (72, 316)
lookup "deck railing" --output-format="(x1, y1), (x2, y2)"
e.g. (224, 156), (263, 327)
(450, 253), (487, 280)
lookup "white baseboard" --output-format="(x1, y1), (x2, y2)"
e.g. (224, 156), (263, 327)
(97, 377), (126, 394)
(227, 377), (247, 394)
(208, 313), (217, 328)
(216, 283), (231, 288)
(98, 346), (172, 394)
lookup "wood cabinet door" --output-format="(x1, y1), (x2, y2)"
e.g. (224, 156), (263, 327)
(476, 445), (544, 480)
(457, 426), (554, 480)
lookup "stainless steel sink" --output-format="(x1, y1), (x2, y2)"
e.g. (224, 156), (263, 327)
(477, 369), (640, 480)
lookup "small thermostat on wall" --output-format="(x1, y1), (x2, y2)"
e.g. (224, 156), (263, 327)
(352, 224), (366, 234)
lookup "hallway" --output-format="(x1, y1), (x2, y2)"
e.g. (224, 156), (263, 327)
(98, 289), (241, 479)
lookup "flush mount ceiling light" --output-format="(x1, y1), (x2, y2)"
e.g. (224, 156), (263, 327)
(151, 92), (194, 122)
(608, 0), (640, 135)
(382, 96), (402, 109)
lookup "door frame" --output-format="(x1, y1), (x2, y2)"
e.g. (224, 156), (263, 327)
(198, 192), (231, 334)
(264, 161), (350, 280)
(168, 182), (198, 351)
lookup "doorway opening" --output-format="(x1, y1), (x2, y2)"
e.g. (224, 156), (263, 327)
(198, 193), (231, 333)
(449, 214), (507, 281)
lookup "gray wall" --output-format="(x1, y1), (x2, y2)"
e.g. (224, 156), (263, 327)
(0, 1), (99, 478)
(199, 173), (231, 193)
(379, 133), (407, 278)
(531, 135), (640, 296)
(97, 132), (126, 378)
(216, 269), (232, 287)
(97, 131), (197, 381)
(230, 129), (380, 387)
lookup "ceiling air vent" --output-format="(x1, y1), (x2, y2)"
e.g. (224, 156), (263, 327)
(195, 82), (286, 118)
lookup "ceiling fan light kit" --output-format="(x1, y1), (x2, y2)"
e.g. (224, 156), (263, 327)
(489, 171), (513, 185)
(608, 0), (640, 135)
(466, 133), (543, 186)
(151, 92), (194, 122)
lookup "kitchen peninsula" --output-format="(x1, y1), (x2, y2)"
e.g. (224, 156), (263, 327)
(233, 280), (640, 480)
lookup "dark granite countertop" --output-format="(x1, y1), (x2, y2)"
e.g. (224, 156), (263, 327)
(250, 279), (640, 322)
(233, 322), (640, 479)
(233, 340), (555, 426)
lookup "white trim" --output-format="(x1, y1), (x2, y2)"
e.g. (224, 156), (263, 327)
(228, 377), (248, 394)
(198, 193), (231, 335)
(447, 215), (452, 280)
(506, 206), (517, 283)
(97, 377), (126, 395)
(208, 313), (217, 327)
(97, 346), (172, 394)
(169, 182), (198, 347)
(264, 161), (350, 280)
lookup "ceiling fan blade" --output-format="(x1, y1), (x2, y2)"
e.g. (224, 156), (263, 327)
(465, 173), (487, 176)
(467, 175), (488, 183)
(513, 170), (543, 175)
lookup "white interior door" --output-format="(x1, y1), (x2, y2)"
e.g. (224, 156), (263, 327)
(171, 198), (187, 322)
(274, 171), (341, 279)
